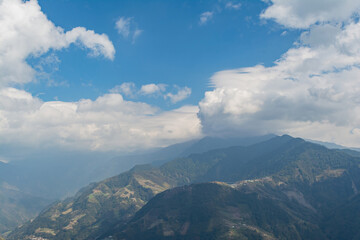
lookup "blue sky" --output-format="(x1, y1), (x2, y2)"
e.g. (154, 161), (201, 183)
(26, 0), (298, 108)
(2, 0), (360, 157)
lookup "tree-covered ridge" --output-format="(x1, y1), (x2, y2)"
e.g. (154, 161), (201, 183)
(113, 156), (360, 240)
(115, 182), (325, 240)
(7, 167), (178, 240)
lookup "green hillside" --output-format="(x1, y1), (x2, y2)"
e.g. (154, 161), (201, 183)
(115, 182), (325, 240)
(7, 166), (177, 240)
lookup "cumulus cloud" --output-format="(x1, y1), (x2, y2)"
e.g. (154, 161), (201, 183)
(0, 0), (201, 153)
(261, 0), (360, 29)
(65, 27), (115, 59)
(199, 15), (360, 147)
(115, 17), (143, 43)
(140, 83), (167, 96)
(199, 11), (214, 25)
(166, 86), (192, 104)
(0, 88), (201, 152)
(0, 0), (115, 86)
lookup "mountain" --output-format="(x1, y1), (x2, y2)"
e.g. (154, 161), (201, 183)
(306, 139), (360, 153)
(8, 135), (360, 239)
(176, 135), (276, 159)
(7, 165), (178, 240)
(0, 135), (274, 237)
(116, 182), (324, 240)
(0, 135), (275, 200)
(0, 180), (50, 235)
(306, 139), (349, 149)
(0, 162), (51, 235)
(103, 134), (276, 171)
(321, 193), (360, 240)
(112, 136), (360, 239)
(0, 151), (115, 199)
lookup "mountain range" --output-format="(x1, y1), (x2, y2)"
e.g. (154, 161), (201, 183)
(0, 135), (274, 236)
(0, 135), (276, 199)
(6, 135), (360, 239)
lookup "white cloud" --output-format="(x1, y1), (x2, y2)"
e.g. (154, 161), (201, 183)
(199, 11), (214, 25)
(0, 1), (202, 153)
(165, 86), (192, 104)
(281, 31), (287, 36)
(110, 82), (137, 98)
(0, 88), (201, 152)
(198, 17), (360, 147)
(111, 82), (190, 103)
(0, 0), (115, 86)
(0, 158), (9, 164)
(225, 2), (241, 10)
(261, 0), (360, 29)
(140, 83), (167, 96)
(300, 24), (341, 47)
(115, 17), (132, 38)
(198, 1), (241, 26)
(115, 17), (143, 43)
(65, 27), (115, 59)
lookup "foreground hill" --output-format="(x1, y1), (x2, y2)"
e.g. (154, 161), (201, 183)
(321, 193), (360, 239)
(8, 135), (360, 239)
(116, 182), (325, 240)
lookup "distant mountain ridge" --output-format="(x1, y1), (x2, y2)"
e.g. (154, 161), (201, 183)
(0, 135), (275, 236)
(0, 135), (276, 200)
(0, 180), (50, 235)
(8, 135), (360, 240)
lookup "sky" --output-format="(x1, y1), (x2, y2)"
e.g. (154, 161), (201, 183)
(2, 0), (360, 159)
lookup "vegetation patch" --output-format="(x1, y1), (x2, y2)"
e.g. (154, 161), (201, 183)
(50, 210), (60, 221)
(316, 169), (346, 181)
(63, 214), (86, 230)
(35, 228), (56, 236)
(61, 208), (72, 215)
(134, 175), (170, 194)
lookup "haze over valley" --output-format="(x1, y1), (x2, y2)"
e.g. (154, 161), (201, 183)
(2, 0), (360, 239)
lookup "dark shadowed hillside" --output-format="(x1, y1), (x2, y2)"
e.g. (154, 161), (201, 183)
(116, 182), (325, 240)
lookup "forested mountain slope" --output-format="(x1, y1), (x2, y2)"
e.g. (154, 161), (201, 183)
(8, 135), (360, 240)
